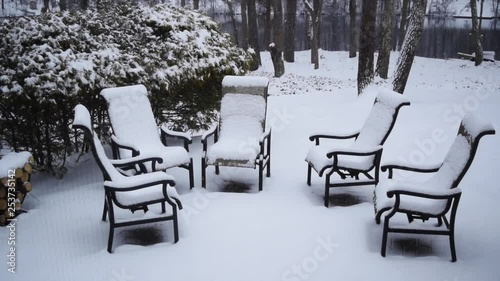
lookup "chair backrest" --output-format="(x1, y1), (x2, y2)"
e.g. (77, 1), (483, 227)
(219, 76), (269, 138)
(436, 113), (495, 189)
(72, 104), (124, 183)
(354, 90), (410, 148)
(100, 85), (162, 148)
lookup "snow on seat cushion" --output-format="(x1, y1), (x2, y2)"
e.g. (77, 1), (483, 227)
(305, 145), (376, 174)
(374, 177), (450, 216)
(207, 93), (266, 167)
(118, 140), (191, 171)
(207, 116), (262, 167)
(374, 126), (476, 216)
(115, 184), (180, 207)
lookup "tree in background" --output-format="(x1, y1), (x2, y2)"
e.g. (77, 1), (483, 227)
(357, 0), (376, 95)
(349, 0), (357, 58)
(470, 0), (483, 66)
(393, 0), (428, 94)
(248, 0), (261, 69)
(264, 0), (272, 48)
(194, 0), (199, 9)
(397, 0), (410, 50)
(241, 0), (249, 49)
(376, 0), (395, 79)
(270, 0), (285, 77)
(303, 0), (323, 69)
(226, 0), (239, 45)
(284, 0), (297, 62)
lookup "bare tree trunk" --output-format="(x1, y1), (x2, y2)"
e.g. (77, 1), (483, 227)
(393, 0), (427, 94)
(41, 0), (50, 13)
(265, 0), (272, 48)
(479, 0), (484, 30)
(273, 0), (284, 50)
(194, 0), (199, 9)
(248, 0), (261, 69)
(303, 0), (322, 69)
(181, 0), (186, 7)
(2, 0), (4, 10)
(376, 0), (395, 79)
(271, 0), (285, 77)
(81, 0), (89, 10)
(305, 10), (312, 50)
(241, 0), (249, 49)
(397, 0), (410, 50)
(357, 0), (377, 95)
(349, 0), (357, 58)
(226, 0), (239, 45)
(496, 0), (500, 18)
(59, 0), (67, 11)
(471, 0), (484, 66)
(284, 0), (297, 62)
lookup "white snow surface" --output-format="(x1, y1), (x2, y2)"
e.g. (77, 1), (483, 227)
(2, 50), (500, 281)
(0, 151), (32, 177)
(100, 85), (190, 170)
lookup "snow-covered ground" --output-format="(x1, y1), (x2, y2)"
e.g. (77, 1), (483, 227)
(1, 50), (500, 281)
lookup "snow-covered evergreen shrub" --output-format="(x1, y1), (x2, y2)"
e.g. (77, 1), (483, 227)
(0, 3), (251, 174)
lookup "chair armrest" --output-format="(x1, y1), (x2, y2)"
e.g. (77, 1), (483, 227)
(201, 124), (218, 152)
(259, 128), (272, 156)
(109, 155), (164, 172)
(104, 171), (175, 190)
(259, 128), (272, 144)
(160, 125), (192, 151)
(381, 163), (442, 179)
(309, 131), (360, 145)
(111, 135), (139, 158)
(387, 186), (462, 200)
(326, 145), (382, 158)
(104, 172), (180, 209)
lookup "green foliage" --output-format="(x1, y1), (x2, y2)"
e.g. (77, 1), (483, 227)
(0, 3), (251, 175)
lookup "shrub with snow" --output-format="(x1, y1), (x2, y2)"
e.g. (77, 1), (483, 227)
(0, 3), (251, 174)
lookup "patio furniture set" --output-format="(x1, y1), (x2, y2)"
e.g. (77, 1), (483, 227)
(72, 75), (494, 262)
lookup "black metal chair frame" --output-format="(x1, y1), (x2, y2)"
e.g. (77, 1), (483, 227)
(73, 108), (183, 253)
(201, 76), (271, 191)
(201, 125), (271, 191)
(375, 123), (495, 262)
(100, 93), (195, 190)
(307, 99), (410, 207)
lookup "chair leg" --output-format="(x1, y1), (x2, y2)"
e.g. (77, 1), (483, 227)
(201, 157), (206, 188)
(449, 232), (457, 262)
(381, 220), (389, 257)
(107, 224), (114, 253)
(324, 174), (330, 207)
(173, 207), (179, 243)
(266, 156), (271, 177)
(259, 162), (263, 192)
(101, 197), (108, 222)
(188, 158), (194, 189)
(307, 164), (312, 186)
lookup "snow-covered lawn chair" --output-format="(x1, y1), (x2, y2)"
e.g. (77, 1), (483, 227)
(100, 85), (194, 189)
(374, 113), (495, 262)
(72, 104), (183, 253)
(305, 90), (410, 207)
(201, 76), (271, 191)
